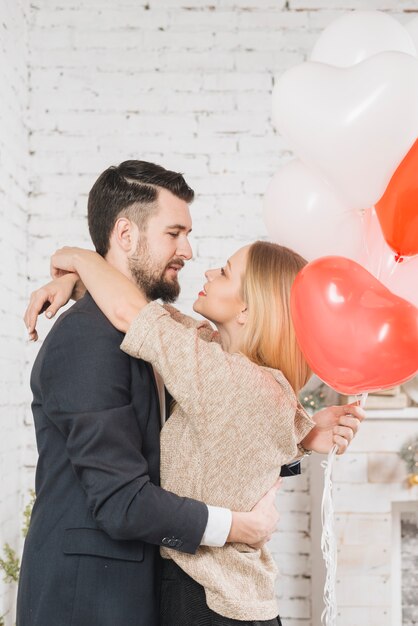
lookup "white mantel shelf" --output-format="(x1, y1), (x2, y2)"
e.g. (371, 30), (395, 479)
(365, 407), (418, 420)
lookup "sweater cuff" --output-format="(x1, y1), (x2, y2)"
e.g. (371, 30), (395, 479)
(295, 401), (316, 444)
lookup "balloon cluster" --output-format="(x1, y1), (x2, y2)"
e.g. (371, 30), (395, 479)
(264, 11), (418, 395)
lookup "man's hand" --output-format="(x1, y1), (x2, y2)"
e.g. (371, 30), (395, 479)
(301, 403), (366, 455)
(227, 479), (282, 549)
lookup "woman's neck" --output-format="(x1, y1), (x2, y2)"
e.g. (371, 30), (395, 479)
(215, 323), (243, 355)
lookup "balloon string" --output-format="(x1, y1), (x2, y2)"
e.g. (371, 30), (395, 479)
(320, 444), (338, 626)
(320, 392), (368, 626)
(359, 209), (378, 277)
(375, 253), (384, 281)
(387, 254), (403, 281)
(376, 244), (384, 281)
(361, 207), (385, 280)
(359, 208), (369, 259)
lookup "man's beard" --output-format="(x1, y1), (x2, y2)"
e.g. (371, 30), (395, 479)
(128, 239), (183, 303)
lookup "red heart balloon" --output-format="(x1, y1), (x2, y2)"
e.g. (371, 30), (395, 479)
(291, 256), (418, 394)
(375, 137), (418, 258)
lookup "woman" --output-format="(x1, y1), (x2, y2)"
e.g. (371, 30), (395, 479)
(25, 241), (361, 625)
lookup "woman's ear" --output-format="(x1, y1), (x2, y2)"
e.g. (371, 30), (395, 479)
(113, 217), (140, 253)
(236, 306), (248, 326)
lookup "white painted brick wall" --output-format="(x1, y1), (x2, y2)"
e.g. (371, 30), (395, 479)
(0, 1), (28, 623)
(329, 416), (418, 626)
(0, 0), (415, 623)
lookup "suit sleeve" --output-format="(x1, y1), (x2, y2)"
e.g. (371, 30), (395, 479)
(39, 310), (208, 554)
(280, 461), (301, 477)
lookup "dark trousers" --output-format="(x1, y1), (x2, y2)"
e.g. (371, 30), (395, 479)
(160, 559), (283, 626)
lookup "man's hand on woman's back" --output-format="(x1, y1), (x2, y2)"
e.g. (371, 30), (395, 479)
(227, 479), (282, 549)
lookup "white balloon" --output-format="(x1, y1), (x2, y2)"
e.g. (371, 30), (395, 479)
(263, 159), (364, 262)
(272, 51), (418, 210)
(311, 11), (416, 67)
(405, 16), (418, 55)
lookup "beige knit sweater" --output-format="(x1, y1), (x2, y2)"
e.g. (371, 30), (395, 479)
(120, 301), (315, 621)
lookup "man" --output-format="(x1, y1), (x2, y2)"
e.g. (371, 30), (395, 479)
(17, 162), (284, 626)
(19, 161), (364, 626)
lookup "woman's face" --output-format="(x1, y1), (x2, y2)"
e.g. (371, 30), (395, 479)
(193, 245), (250, 325)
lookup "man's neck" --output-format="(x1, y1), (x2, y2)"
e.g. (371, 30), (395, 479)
(104, 250), (148, 302)
(105, 249), (134, 282)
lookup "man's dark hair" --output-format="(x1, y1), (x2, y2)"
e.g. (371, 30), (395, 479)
(88, 160), (195, 257)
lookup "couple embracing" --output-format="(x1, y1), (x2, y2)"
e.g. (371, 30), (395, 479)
(18, 160), (364, 626)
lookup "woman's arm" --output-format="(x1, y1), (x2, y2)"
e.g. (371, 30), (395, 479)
(162, 304), (220, 344)
(50, 247), (148, 332)
(25, 273), (86, 341)
(72, 277), (87, 301)
(50, 249), (315, 454)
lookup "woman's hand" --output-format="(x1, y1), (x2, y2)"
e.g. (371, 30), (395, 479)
(301, 403), (366, 455)
(50, 246), (89, 279)
(24, 274), (84, 341)
(49, 246), (147, 333)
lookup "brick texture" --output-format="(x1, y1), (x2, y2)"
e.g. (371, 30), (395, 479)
(1, 1), (416, 624)
(0, 1), (29, 623)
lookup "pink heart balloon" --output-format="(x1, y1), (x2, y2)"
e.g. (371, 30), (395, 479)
(291, 256), (418, 394)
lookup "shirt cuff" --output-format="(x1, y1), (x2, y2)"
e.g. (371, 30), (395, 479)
(200, 506), (232, 547)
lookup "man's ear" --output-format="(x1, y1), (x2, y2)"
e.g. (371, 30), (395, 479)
(113, 217), (140, 253)
(236, 306), (248, 326)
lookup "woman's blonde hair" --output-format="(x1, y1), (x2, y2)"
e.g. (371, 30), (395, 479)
(240, 241), (312, 393)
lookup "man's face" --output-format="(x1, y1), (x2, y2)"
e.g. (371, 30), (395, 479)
(128, 188), (193, 303)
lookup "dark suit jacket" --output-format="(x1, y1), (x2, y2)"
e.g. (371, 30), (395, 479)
(16, 294), (208, 626)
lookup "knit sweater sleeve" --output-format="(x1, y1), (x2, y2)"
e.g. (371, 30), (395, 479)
(120, 302), (315, 455)
(120, 301), (238, 418)
(295, 401), (316, 445)
(162, 304), (220, 343)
